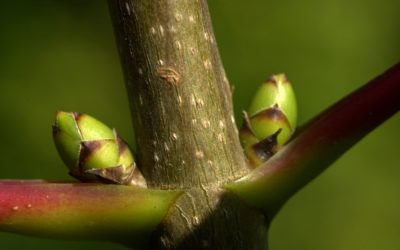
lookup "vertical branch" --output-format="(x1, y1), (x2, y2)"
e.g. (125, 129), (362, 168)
(108, 0), (249, 189)
(108, 2), (269, 249)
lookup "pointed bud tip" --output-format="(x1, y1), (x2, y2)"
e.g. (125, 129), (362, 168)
(55, 110), (68, 120)
(55, 111), (84, 121)
(264, 73), (289, 86)
(53, 111), (79, 138)
(72, 112), (84, 121)
(272, 73), (288, 83)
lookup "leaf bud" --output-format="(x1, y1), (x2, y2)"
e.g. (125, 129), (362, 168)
(52, 111), (146, 187)
(240, 74), (298, 166)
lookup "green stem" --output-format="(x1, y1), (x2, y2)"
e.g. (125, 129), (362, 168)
(0, 180), (180, 248)
(226, 63), (400, 219)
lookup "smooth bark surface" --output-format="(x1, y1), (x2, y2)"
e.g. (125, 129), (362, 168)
(109, 0), (248, 189)
(108, 0), (266, 249)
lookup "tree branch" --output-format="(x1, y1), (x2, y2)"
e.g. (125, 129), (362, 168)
(0, 180), (180, 248)
(108, 0), (248, 189)
(226, 63), (400, 219)
(107, 1), (268, 248)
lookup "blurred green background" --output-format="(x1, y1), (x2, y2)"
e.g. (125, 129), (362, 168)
(0, 0), (399, 249)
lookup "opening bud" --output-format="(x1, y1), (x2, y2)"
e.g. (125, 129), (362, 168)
(240, 74), (298, 166)
(53, 111), (146, 187)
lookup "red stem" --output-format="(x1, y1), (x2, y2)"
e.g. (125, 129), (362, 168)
(227, 63), (400, 217)
(0, 180), (179, 246)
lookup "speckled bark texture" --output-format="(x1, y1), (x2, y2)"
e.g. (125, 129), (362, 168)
(108, 0), (268, 249)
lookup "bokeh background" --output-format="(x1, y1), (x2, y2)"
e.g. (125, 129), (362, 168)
(0, 0), (399, 249)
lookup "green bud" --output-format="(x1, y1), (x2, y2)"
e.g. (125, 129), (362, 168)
(247, 74), (297, 130)
(52, 111), (146, 187)
(249, 105), (292, 146)
(240, 74), (297, 166)
(239, 112), (281, 167)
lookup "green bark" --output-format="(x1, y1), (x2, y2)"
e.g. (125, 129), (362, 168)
(108, 0), (268, 249)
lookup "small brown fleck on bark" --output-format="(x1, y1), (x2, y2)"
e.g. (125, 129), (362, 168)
(157, 67), (181, 86)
